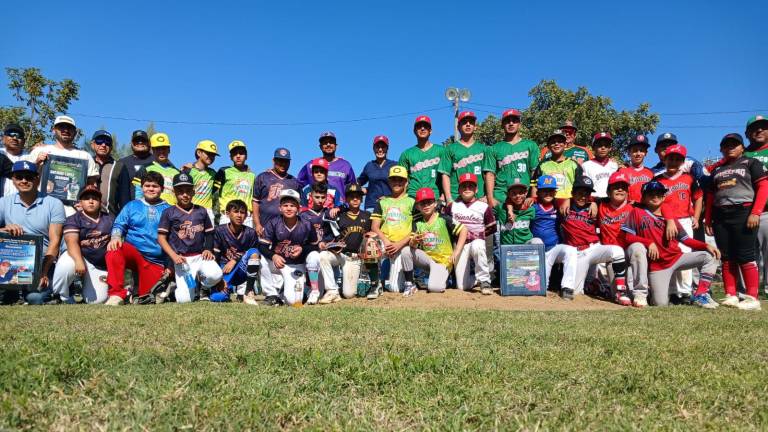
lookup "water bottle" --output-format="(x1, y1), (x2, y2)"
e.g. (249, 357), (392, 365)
(177, 262), (196, 302)
(292, 270), (304, 308)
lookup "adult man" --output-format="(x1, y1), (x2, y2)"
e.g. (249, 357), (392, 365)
(90, 130), (115, 214)
(109, 130), (154, 215)
(439, 111), (486, 203)
(1, 124), (27, 196)
(28, 115), (100, 215)
(0, 161), (65, 305)
(252, 148), (301, 236)
(399, 115), (445, 199)
(744, 114), (768, 293)
(132, 132), (180, 205)
(297, 132), (356, 202)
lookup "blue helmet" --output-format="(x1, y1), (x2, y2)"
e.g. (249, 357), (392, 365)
(641, 180), (668, 196)
(536, 175), (558, 190)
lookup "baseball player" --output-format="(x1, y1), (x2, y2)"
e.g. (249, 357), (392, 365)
(581, 132), (620, 199)
(300, 183), (332, 305)
(399, 115), (445, 199)
(214, 140), (256, 227)
(252, 147), (301, 235)
(300, 158), (342, 212)
(744, 114), (768, 293)
(185, 140), (220, 223)
(617, 134), (654, 203)
(213, 199), (261, 305)
(531, 129), (583, 212)
(132, 133), (180, 205)
(539, 120), (594, 165)
(495, 180), (536, 245)
(439, 111), (486, 203)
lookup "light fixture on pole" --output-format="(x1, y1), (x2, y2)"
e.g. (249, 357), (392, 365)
(445, 87), (471, 141)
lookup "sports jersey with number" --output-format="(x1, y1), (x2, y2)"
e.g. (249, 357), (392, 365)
(372, 195), (415, 242)
(617, 165), (654, 203)
(258, 216), (317, 265)
(559, 205), (599, 249)
(581, 159), (619, 198)
(656, 172), (701, 219)
(63, 211), (114, 270)
(158, 204), (214, 255)
(533, 158), (582, 199)
(622, 207), (695, 271)
(398, 144), (445, 198)
(299, 207), (330, 246)
(412, 213), (463, 268)
(133, 161), (180, 205)
(439, 141), (486, 200)
(482, 139), (539, 204)
(446, 199), (495, 241)
(597, 201), (632, 246)
(187, 166), (217, 209)
(253, 169), (301, 226)
(710, 156), (768, 207)
(213, 224), (258, 267)
(530, 203), (559, 251)
(494, 204), (534, 245)
(215, 166), (257, 213)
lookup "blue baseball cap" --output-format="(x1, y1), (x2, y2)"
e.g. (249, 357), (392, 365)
(91, 130), (112, 142)
(655, 132), (678, 146)
(318, 131), (336, 142)
(11, 160), (37, 174)
(273, 147), (291, 160)
(641, 180), (668, 195)
(536, 175), (558, 190)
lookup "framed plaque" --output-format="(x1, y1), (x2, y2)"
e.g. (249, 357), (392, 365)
(40, 154), (89, 206)
(0, 233), (43, 291)
(499, 244), (547, 296)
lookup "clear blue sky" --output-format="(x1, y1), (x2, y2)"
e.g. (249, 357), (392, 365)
(2, 0), (766, 173)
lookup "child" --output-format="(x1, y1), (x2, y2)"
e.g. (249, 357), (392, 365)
(445, 173), (495, 294)
(370, 165), (416, 295)
(215, 140), (257, 227)
(581, 132), (620, 199)
(405, 188), (467, 293)
(531, 129), (583, 212)
(258, 189), (318, 306)
(300, 183), (332, 305)
(186, 140), (220, 223)
(622, 181), (720, 308)
(617, 134), (654, 203)
(132, 133), (180, 205)
(301, 158), (342, 213)
(52, 186), (114, 304)
(157, 172), (223, 304)
(399, 115), (445, 199)
(560, 176), (628, 301)
(495, 180), (535, 245)
(213, 199), (261, 305)
(317, 183), (378, 301)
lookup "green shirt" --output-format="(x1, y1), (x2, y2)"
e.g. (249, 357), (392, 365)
(372, 195), (415, 243)
(412, 213), (463, 268)
(745, 148), (768, 210)
(439, 140), (486, 200)
(214, 166), (256, 213)
(398, 144), (445, 198)
(494, 204), (534, 245)
(482, 139), (539, 204)
(533, 158), (582, 199)
(188, 166), (217, 209)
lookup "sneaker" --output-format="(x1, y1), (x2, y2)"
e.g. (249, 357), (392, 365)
(480, 281), (493, 296)
(560, 288), (574, 301)
(156, 291), (169, 304)
(632, 294), (648, 308)
(243, 292), (259, 306)
(737, 295), (762, 311)
(366, 284), (381, 300)
(199, 296), (210, 302)
(670, 294), (692, 306)
(615, 290), (632, 306)
(105, 296), (123, 306)
(262, 295), (283, 306)
(318, 290), (341, 304)
(402, 281), (417, 297)
(692, 293), (718, 309)
(704, 293), (719, 308)
(720, 295), (740, 307)
(306, 290), (320, 305)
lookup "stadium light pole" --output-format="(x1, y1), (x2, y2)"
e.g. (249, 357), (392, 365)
(445, 87), (471, 141)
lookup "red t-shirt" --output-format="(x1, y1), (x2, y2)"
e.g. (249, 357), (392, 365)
(597, 201), (632, 246)
(618, 166), (654, 203)
(559, 205), (599, 249)
(656, 173), (702, 219)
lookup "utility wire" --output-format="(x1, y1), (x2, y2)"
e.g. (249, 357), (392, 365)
(464, 101), (767, 116)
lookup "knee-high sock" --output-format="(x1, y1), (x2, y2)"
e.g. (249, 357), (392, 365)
(611, 260), (627, 289)
(308, 271), (319, 292)
(694, 273), (714, 295)
(740, 261), (760, 299)
(722, 260), (739, 296)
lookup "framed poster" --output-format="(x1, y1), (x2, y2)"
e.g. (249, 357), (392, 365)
(499, 244), (547, 296)
(40, 154), (89, 206)
(0, 233), (43, 291)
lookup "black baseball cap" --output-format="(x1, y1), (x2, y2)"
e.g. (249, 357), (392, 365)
(572, 175), (595, 192)
(642, 180), (668, 196)
(172, 172), (194, 187)
(656, 132), (678, 146)
(628, 134), (650, 148)
(131, 130), (149, 142)
(3, 123), (24, 138)
(346, 183), (364, 195)
(720, 133), (744, 147)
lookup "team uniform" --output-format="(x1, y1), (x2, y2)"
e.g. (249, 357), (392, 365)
(402, 214), (464, 292)
(482, 139), (539, 204)
(317, 209), (373, 298)
(744, 146), (768, 292)
(540, 145), (594, 166)
(446, 199), (495, 290)
(372, 195), (415, 292)
(187, 166), (218, 222)
(581, 159), (619, 198)
(439, 141), (486, 201)
(494, 204), (535, 245)
(398, 144), (445, 198)
(214, 166), (257, 226)
(617, 165), (654, 203)
(258, 216), (318, 305)
(158, 205), (222, 303)
(253, 169), (301, 227)
(133, 161), (180, 205)
(532, 158), (582, 200)
(213, 223), (260, 300)
(528, 202), (578, 292)
(297, 158), (356, 202)
(52, 211), (114, 304)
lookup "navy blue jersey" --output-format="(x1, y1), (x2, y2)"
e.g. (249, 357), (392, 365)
(253, 169), (301, 226)
(213, 224), (259, 267)
(63, 211), (114, 270)
(259, 216), (318, 265)
(333, 209), (372, 253)
(158, 204), (214, 255)
(530, 203), (559, 252)
(300, 207), (330, 245)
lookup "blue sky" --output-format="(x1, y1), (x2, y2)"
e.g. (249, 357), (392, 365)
(2, 0), (766, 173)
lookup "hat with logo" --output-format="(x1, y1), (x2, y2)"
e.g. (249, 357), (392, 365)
(720, 133), (744, 147)
(91, 130), (113, 143)
(458, 111), (477, 122)
(628, 134), (650, 148)
(608, 172), (630, 186)
(664, 144), (687, 158)
(373, 135), (389, 145)
(228, 140), (246, 152)
(458, 172), (478, 185)
(3, 123), (24, 138)
(78, 185), (102, 200)
(311, 157), (330, 171)
(642, 180), (668, 196)
(572, 175), (595, 192)
(415, 187), (436, 203)
(414, 115), (432, 126)
(279, 189), (301, 203)
(506, 177), (529, 191)
(746, 115), (768, 131)
(172, 172), (194, 187)
(656, 132), (678, 146)
(150, 133), (171, 148)
(591, 132), (614, 145)
(560, 120), (577, 131)
(547, 129), (566, 142)
(346, 183), (364, 195)
(502, 109), (522, 120)
(536, 175), (558, 190)
(318, 131), (337, 142)
(273, 147), (291, 160)
(131, 130), (149, 142)
(388, 165), (408, 179)
(11, 160), (37, 174)
(196, 140), (220, 156)
(53, 115), (76, 128)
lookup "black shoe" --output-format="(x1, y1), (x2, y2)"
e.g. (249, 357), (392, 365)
(262, 295), (283, 306)
(561, 288), (574, 301)
(44, 295), (62, 305)
(670, 294), (692, 305)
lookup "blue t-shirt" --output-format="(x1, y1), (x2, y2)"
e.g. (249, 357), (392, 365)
(357, 159), (397, 210)
(530, 203), (560, 251)
(111, 199), (171, 264)
(0, 194), (66, 248)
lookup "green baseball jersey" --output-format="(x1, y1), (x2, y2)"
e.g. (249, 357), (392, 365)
(745, 148), (768, 210)
(565, 146), (592, 165)
(398, 144), (445, 198)
(412, 213), (463, 268)
(439, 141), (486, 200)
(482, 139), (539, 204)
(533, 158), (582, 199)
(494, 204), (534, 245)
(372, 195), (415, 243)
(188, 166), (217, 209)
(214, 166), (256, 213)
(132, 161), (180, 205)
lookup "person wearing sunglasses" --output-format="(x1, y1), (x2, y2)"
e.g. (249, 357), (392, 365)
(109, 130), (154, 216)
(90, 130), (115, 214)
(1, 124), (28, 196)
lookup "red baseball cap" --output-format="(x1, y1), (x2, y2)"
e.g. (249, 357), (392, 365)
(458, 111), (476, 122)
(592, 132), (614, 145)
(373, 135), (389, 146)
(415, 187), (436, 203)
(458, 173), (478, 185)
(608, 172), (630, 186)
(414, 115), (432, 126)
(311, 158), (329, 170)
(502, 109), (522, 120)
(664, 144), (687, 158)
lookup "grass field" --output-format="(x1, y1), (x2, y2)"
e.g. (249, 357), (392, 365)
(2, 297), (767, 431)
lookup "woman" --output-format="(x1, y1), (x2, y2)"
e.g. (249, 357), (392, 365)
(706, 133), (768, 310)
(357, 135), (397, 212)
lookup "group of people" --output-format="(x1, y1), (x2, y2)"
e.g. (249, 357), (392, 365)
(1, 110), (767, 311)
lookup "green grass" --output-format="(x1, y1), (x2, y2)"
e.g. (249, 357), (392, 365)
(1, 303), (767, 431)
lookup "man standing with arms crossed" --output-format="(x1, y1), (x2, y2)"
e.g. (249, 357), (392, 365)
(439, 111), (486, 203)
(109, 130), (154, 216)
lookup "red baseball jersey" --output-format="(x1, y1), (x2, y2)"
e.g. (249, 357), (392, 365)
(656, 173), (702, 219)
(621, 207), (694, 271)
(559, 205), (599, 249)
(597, 201), (632, 246)
(618, 166), (654, 203)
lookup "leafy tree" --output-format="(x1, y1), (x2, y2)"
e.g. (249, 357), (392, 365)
(0, 67), (80, 147)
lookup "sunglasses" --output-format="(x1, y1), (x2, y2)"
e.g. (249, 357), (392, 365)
(13, 173), (37, 181)
(94, 139), (112, 146)
(4, 132), (22, 139)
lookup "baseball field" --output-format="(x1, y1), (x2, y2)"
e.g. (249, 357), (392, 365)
(2, 290), (767, 430)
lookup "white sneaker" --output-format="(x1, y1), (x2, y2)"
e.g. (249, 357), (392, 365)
(402, 282), (417, 297)
(243, 292), (259, 306)
(105, 296), (123, 306)
(737, 295), (762, 311)
(632, 294), (648, 308)
(318, 290), (341, 304)
(704, 293), (719, 308)
(306, 290), (320, 305)
(720, 295), (740, 307)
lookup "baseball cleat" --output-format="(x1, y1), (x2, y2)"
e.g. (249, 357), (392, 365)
(720, 295), (740, 307)
(560, 288), (574, 301)
(616, 292), (632, 306)
(632, 294), (648, 308)
(692, 293), (717, 309)
(402, 282), (417, 297)
(736, 295), (761, 311)
(105, 296), (123, 306)
(306, 290), (320, 305)
(318, 290), (341, 304)
(243, 292), (259, 306)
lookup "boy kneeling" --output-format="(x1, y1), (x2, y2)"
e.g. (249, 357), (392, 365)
(213, 199), (261, 304)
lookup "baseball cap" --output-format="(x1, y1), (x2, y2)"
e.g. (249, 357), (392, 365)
(458, 173), (477, 185)
(414, 115), (432, 126)
(502, 109), (522, 120)
(91, 130), (112, 143)
(547, 129), (566, 142)
(415, 187), (436, 203)
(720, 133), (744, 147)
(53, 115), (76, 128)
(3, 123), (24, 138)
(273, 147), (291, 160)
(608, 172), (630, 186)
(656, 132), (678, 146)
(746, 115), (768, 131)
(279, 189), (301, 203)
(458, 111), (477, 122)
(560, 120), (577, 131)
(373, 135), (389, 146)
(228, 140), (246, 152)
(591, 132), (613, 145)
(318, 131), (337, 142)
(506, 177), (529, 191)
(572, 175), (595, 192)
(11, 160), (37, 174)
(311, 157), (330, 170)
(131, 130), (149, 142)
(196, 140), (220, 156)
(78, 185), (102, 200)
(388, 165), (408, 179)
(664, 144), (687, 158)
(628, 134), (650, 148)
(346, 183), (364, 195)
(642, 180), (668, 196)
(536, 175), (558, 190)
(172, 172), (194, 187)
(150, 133), (171, 148)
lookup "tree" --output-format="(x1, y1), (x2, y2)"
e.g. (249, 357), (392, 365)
(0, 67), (80, 147)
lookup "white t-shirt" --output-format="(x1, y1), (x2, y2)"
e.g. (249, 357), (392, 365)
(581, 159), (619, 198)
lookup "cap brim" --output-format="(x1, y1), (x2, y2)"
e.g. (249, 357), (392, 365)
(388, 174), (408, 179)
(173, 182), (194, 187)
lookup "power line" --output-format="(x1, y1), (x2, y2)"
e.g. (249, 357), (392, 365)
(464, 102), (767, 116)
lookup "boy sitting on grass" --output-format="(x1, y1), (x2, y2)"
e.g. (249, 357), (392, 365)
(212, 199), (261, 305)
(157, 172), (222, 304)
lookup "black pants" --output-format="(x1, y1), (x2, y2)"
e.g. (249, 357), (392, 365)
(713, 205), (757, 263)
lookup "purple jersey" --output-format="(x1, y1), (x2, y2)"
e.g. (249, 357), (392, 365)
(213, 224), (259, 267)
(259, 216), (317, 265)
(297, 157), (356, 201)
(158, 205), (214, 255)
(300, 207), (329, 245)
(254, 169), (300, 226)
(63, 211), (114, 270)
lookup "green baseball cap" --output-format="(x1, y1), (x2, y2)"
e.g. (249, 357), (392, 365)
(746, 114), (768, 131)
